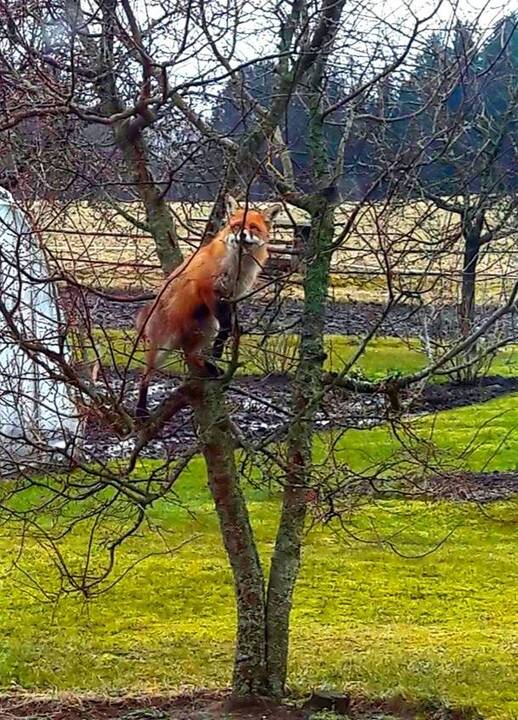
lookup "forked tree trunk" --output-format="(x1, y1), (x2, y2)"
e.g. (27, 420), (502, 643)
(194, 201), (334, 698)
(193, 201), (334, 697)
(265, 207), (334, 695)
(192, 380), (267, 696)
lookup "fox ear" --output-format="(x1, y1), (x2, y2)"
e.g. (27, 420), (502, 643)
(263, 203), (282, 225)
(225, 194), (239, 217)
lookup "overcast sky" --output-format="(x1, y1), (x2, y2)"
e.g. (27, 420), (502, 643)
(164, 0), (517, 84)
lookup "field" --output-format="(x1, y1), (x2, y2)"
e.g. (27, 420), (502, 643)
(32, 199), (518, 303)
(2, 392), (518, 719)
(2, 199), (518, 719)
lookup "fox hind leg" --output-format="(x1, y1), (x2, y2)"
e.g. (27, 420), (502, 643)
(136, 346), (170, 419)
(184, 313), (223, 378)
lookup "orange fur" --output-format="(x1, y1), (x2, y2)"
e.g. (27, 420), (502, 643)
(135, 197), (281, 417)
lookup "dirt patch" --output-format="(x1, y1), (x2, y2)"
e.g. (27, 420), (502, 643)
(58, 288), (518, 340)
(419, 471), (518, 503)
(83, 372), (518, 464)
(403, 375), (518, 413)
(0, 691), (217, 720)
(0, 692), (302, 720)
(0, 690), (484, 720)
(83, 371), (386, 461)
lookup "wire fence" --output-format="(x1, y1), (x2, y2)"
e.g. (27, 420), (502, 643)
(37, 212), (518, 294)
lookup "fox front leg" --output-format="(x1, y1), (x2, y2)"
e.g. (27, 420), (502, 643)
(212, 299), (240, 359)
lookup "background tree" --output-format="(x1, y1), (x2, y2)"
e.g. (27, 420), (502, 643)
(1, 0), (518, 708)
(363, 17), (518, 355)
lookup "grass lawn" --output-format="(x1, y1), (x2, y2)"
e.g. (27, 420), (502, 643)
(318, 389), (518, 475)
(85, 328), (518, 381)
(1, 392), (518, 718)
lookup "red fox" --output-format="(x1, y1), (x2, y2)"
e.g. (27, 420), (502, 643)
(135, 195), (281, 417)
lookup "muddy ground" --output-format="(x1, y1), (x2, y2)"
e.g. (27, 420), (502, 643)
(0, 690), (483, 720)
(80, 371), (518, 503)
(60, 289), (518, 340)
(84, 372), (518, 462)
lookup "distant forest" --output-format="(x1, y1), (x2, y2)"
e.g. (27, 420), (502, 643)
(6, 14), (518, 204)
(203, 14), (518, 202)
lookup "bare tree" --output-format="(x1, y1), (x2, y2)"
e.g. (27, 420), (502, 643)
(1, 0), (517, 705)
(380, 18), (518, 346)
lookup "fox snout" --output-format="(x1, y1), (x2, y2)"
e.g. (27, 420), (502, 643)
(228, 228), (263, 246)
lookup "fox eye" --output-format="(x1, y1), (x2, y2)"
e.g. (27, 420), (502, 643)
(250, 223), (260, 232)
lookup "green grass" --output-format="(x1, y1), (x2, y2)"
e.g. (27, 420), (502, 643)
(1, 392), (518, 717)
(86, 328), (426, 378)
(84, 328), (518, 381)
(491, 343), (518, 377)
(318, 389), (518, 475)
(0, 475), (516, 718)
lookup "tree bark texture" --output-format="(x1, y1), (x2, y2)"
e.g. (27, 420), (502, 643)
(114, 123), (182, 273)
(265, 207), (334, 695)
(193, 380), (267, 696)
(460, 235), (480, 339)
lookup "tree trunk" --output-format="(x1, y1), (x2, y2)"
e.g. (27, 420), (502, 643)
(192, 380), (267, 696)
(114, 123), (183, 273)
(265, 206), (334, 695)
(459, 236), (480, 339)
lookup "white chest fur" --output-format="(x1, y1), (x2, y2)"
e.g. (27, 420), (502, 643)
(215, 241), (267, 300)
(234, 251), (265, 298)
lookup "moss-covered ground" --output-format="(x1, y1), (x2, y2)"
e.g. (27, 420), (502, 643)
(1, 387), (518, 718)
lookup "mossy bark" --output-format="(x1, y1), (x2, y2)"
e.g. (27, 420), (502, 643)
(115, 124), (183, 274)
(265, 207), (334, 695)
(193, 380), (267, 696)
(264, 55), (336, 693)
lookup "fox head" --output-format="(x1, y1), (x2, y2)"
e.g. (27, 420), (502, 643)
(224, 195), (282, 248)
